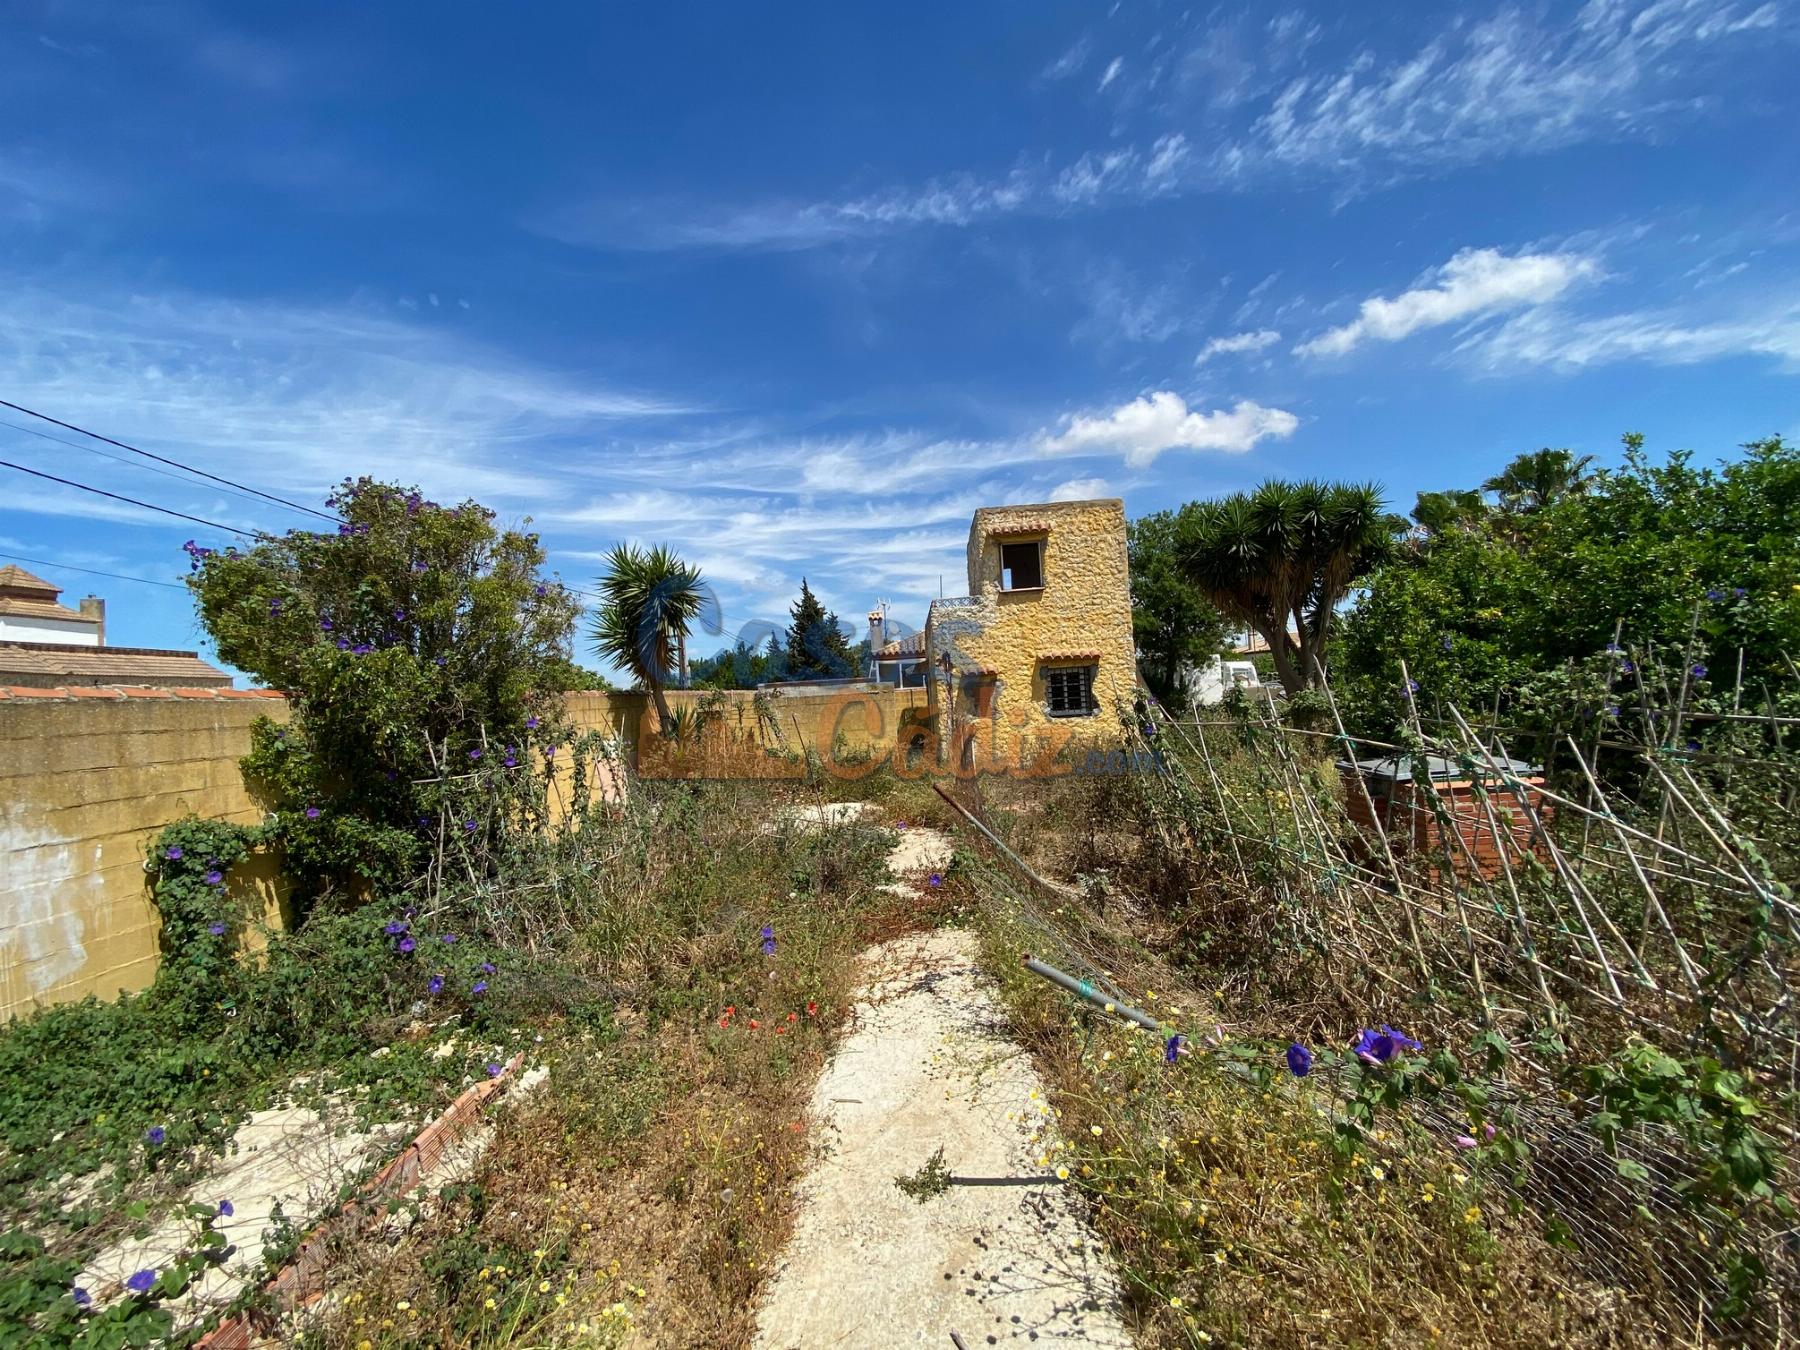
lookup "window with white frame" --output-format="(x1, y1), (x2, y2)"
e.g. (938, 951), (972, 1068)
(1043, 663), (1097, 717)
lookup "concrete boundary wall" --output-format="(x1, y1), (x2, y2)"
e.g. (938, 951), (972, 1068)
(1, 683), (926, 1022)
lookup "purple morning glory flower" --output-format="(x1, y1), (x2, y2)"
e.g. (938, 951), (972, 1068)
(320, 618), (333, 632)
(1605, 642), (1619, 653)
(1690, 663), (1707, 678)
(896, 821), (907, 831)
(434, 655), (447, 666)
(383, 920), (409, 936)
(428, 975), (444, 995)
(1403, 678), (1421, 695)
(472, 979), (488, 996)
(305, 807), (321, 820)
(1440, 636), (1453, 652)
(1163, 1034), (1183, 1065)
(203, 870), (223, 886)
(269, 598), (283, 615)
(1353, 1029), (1395, 1064)
(927, 873), (943, 888)
(353, 643), (373, 655)
(543, 747), (555, 762)
(441, 933), (456, 944)
(1604, 704), (1620, 717)
(486, 1062), (503, 1077)
(760, 925), (776, 956)
(1620, 659), (1635, 674)
(1732, 586), (1746, 598)
(336, 638), (350, 650)
(397, 936), (416, 954)
(72, 1287), (91, 1306)
(164, 846), (183, 861)
(534, 584), (547, 597)
(417, 816), (432, 829)
(217, 1200), (233, 1217)
(468, 748), (482, 761)
(393, 609), (405, 621)
(525, 716), (539, 730)
(1706, 588), (1724, 601)
(146, 1126), (165, 1146)
(413, 560), (428, 573)
(209, 922), (226, 936)
(463, 819), (477, 832)
(503, 750), (517, 768)
(126, 1270), (156, 1295)
(479, 961), (495, 975)
(1453, 1134), (1478, 1150)
(1286, 1043), (1312, 1077)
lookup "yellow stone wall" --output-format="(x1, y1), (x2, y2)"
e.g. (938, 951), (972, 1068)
(1, 683), (929, 1021)
(0, 691), (291, 1022)
(926, 498), (1138, 768)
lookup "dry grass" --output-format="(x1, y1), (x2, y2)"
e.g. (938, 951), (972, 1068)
(296, 772), (959, 1349)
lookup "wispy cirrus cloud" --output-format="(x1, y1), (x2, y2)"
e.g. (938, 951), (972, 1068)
(1463, 298), (1800, 372)
(535, 2), (1784, 254)
(1295, 247), (1595, 357)
(1195, 328), (1280, 364)
(0, 281), (689, 520)
(1218, 0), (1785, 184)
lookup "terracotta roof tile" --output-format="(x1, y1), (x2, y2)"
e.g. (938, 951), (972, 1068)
(0, 596), (94, 623)
(0, 564), (60, 596)
(0, 642), (229, 686)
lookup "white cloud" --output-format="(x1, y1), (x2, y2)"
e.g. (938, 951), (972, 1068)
(1195, 328), (1281, 364)
(1221, 0), (1783, 185)
(0, 281), (689, 523)
(1049, 476), (1110, 502)
(1296, 248), (1593, 357)
(1042, 391), (1299, 467)
(1466, 301), (1800, 372)
(1098, 57), (1124, 92)
(1042, 37), (1091, 81)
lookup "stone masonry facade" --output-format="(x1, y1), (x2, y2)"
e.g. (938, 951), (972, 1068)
(923, 498), (1137, 771)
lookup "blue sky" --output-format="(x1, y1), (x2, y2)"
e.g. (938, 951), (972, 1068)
(2, 1), (1797, 674)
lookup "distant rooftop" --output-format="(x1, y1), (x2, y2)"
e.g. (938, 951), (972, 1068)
(0, 640), (230, 689)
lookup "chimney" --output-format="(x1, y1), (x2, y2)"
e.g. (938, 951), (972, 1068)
(79, 595), (105, 645)
(866, 605), (886, 653)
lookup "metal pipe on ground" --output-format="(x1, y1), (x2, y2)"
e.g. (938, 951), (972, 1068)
(1021, 954), (1166, 1034)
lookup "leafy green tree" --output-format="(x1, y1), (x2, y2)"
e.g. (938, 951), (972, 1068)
(185, 477), (579, 899)
(784, 578), (855, 680)
(1128, 510), (1232, 711)
(1411, 488), (1488, 537)
(591, 542), (710, 727)
(1175, 480), (1398, 697)
(1340, 435), (1800, 737)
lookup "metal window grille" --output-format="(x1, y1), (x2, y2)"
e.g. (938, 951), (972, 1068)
(1044, 664), (1097, 717)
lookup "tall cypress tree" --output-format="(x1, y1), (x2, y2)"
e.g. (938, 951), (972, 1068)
(785, 578), (854, 680)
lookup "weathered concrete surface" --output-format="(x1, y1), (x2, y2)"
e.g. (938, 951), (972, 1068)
(753, 929), (1132, 1349)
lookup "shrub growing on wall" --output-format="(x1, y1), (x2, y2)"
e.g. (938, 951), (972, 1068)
(185, 477), (581, 903)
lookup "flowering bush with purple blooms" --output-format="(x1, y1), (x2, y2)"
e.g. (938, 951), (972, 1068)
(184, 475), (581, 897)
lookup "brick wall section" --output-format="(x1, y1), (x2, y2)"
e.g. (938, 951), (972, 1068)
(1343, 774), (1554, 882)
(0, 687), (291, 1022)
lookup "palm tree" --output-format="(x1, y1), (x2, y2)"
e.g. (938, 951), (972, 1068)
(591, 543), (710, 729)
(1481, 448), (1595, 514)
(1177, 480), (1397, 697)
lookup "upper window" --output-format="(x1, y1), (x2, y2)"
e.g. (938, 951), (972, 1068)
(1044, 663), (1097, 718)
(999, 540), (1044, 591)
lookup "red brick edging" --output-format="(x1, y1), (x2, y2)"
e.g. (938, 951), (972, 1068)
(194, 1050), (527, 1348)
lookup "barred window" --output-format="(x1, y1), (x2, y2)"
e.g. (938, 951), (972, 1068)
(1044, 664), (1097, 717)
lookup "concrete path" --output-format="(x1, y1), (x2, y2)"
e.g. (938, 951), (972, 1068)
(752, 927), (1133, 1349)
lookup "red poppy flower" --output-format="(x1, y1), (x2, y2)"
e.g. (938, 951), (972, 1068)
(787, 1011), (798, 1022)
(749, 1019), (760, 1029)
(806, 1001), (818, 1017)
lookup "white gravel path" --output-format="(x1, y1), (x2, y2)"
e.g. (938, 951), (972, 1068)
(752, 927), (1133, 1349)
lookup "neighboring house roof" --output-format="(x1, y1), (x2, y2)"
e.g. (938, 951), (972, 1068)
(874, 631), (926, 659)
(0, 641), (231, 688)
(0, 565), (95, 625)
(0, 564), (60, 596)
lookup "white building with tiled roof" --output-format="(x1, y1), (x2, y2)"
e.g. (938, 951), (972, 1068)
(0, 565), (104, 646)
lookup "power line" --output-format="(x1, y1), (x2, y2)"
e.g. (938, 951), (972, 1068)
(0, 398), (341, 525)
(0, 459), (258, 537)
(0, 551), (188, 591)
(0, 416), (320, 523)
